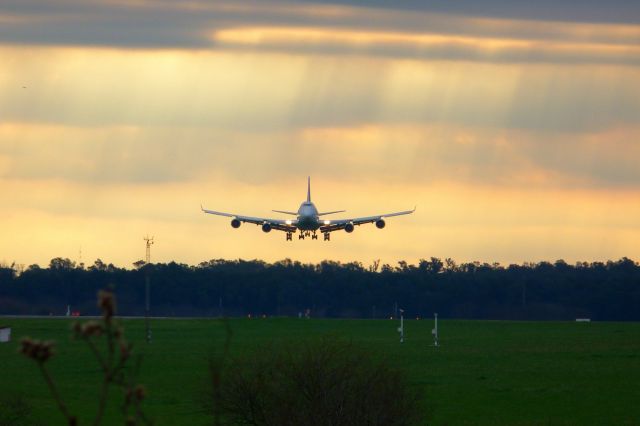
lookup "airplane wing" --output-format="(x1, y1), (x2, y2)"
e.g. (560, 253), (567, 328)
(320, 207), (415, 233)
(201, 206), (297, 232)
(317, 210), (346, 216)
(272, 210), (298, 216)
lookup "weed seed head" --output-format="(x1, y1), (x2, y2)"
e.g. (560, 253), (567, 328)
(81, 321), (104, 337)
(98, 290), (116, 320)
(19, 337), (55, 363)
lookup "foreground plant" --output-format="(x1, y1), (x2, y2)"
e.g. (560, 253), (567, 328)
(19, 290), (150, 425)
(215, 338), (422, 426)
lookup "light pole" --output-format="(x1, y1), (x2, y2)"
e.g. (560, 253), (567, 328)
(398, 308), (404, 343)
(432, 313), (439, 347)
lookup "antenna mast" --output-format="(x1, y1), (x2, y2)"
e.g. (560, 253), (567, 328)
(143, 235), (154, 343)
(144, 235), (154, 264)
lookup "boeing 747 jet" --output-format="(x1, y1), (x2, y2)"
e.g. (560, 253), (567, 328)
(201, 178), (414, 241)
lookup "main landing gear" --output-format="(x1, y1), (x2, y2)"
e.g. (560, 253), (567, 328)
(287, 231), (330, 241)
(294, 231), (321, 240)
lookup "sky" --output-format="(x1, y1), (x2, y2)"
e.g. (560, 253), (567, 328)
(1, 0), (639, 268)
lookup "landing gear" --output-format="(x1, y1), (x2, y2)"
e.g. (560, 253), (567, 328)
(295, 231), (323, 240)
(286, 232), (292, 241)
(323, 232), (330, 241)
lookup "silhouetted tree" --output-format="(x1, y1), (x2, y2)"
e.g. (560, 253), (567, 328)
(1, 256), (639, 320)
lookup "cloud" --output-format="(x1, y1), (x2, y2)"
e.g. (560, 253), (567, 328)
(1, 46), (638, 133)
(0, 0), (638, 66)
(516, 126), (640, 187)
(2, 121), (640, 190)
(294, 124), (640, 189)
(295, 0), (640, 25)
(212, 26), (640, 66)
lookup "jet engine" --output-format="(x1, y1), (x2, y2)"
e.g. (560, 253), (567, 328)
(344, 223), (354, 233)
(262, 223), (272, 233)
(375, 219), (386, 229)
(231, 219), (241, 228)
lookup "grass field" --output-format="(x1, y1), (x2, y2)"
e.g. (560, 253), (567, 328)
(1, 317), (639, 425)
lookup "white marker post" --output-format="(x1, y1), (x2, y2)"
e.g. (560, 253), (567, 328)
(432, 313), (439, 347)
(398, 309), (404, 343)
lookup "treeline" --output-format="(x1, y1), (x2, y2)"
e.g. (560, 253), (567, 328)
(1, 257), (639, 320)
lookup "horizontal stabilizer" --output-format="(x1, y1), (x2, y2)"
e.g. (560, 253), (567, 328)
(273, 210), (298, 216)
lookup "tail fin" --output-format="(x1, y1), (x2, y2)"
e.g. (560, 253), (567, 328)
(307, 176), (311, 202)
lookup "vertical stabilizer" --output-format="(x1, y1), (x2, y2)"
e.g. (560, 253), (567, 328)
(307, 176), (311, 202)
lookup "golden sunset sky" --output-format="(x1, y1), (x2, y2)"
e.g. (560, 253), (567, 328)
(1, 0), (639, 268)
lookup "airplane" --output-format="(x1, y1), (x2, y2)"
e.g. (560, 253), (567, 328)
(201, 177), (415, 241)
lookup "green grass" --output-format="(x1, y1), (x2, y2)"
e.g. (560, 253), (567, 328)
(1, 317), (639, 425)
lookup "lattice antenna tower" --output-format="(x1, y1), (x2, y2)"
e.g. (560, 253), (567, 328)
(144, 235), (154, 264)
(143, 235), (154, 344)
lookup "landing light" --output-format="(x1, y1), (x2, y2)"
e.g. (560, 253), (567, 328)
(285, 220), (292, 225)
(324, 220), (330, 225)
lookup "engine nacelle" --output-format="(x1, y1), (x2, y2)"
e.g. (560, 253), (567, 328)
(231, 219), (241, 228)
(262, 223), (272, 233)
(375, 219), (386, 229)
(344, 223), (354, 233)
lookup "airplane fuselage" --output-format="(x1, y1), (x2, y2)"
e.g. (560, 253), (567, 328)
(296, 201), (322, 231)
